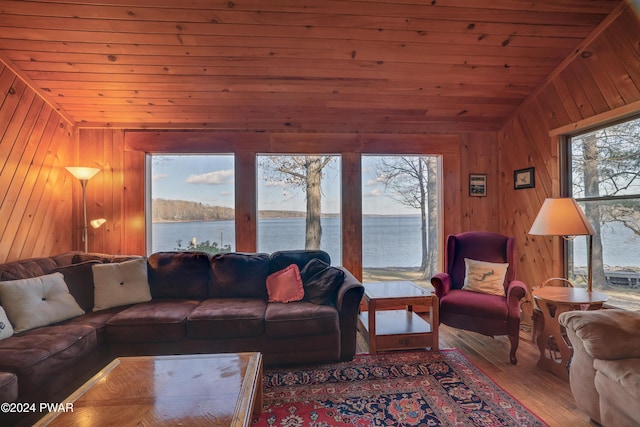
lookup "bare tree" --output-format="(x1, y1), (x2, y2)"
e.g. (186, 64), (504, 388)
(260, 156), (334, 249)
(375, 156), (439, 278)
(571, 119), (640, 287)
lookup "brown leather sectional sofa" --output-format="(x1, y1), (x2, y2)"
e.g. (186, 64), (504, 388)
(0, 249), (364, 426)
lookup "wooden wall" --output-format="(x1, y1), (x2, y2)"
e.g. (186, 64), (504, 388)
(498, 3), (640, 315)
(0, 63), (74, 263)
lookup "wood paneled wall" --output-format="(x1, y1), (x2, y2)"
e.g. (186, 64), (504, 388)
(498, 3), (640, 315)
(0, 63), (74, 263)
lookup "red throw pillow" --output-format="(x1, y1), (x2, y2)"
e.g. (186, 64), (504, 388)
(266, 264), (304, 303)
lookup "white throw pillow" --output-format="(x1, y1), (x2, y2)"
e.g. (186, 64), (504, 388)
(92, 258), (151, 311)
(0, 273), (85, 333)
(0, 306), (14, 340)
(462, 258), (509, 297)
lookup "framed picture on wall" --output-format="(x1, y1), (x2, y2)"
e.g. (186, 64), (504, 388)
(469, 174), (487, 197)
(514, 167), (535, 190)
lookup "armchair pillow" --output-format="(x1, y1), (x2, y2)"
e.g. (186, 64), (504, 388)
(0, 272), (85, 333)
(266, 264), (304, 303)
(92, 258), (151, 311)
(462, 258), (509, 297)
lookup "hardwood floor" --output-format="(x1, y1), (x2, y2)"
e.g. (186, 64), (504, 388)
(356, 324), (596, 427)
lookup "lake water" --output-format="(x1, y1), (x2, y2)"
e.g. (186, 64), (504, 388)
(151, 216), (639, 268)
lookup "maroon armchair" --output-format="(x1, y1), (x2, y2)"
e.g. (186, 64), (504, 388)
(431, 231), (527, 364)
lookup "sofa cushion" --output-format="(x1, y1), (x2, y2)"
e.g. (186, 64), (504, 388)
(266, 264), (304, 303)
(0, 257), (59, 281)
(51, 261), (100, 312)
(439, 289), (508, 319)
(0, 273), (85, 333)
(92, 258), (152, 311)
(210, 252), (270, 299)
(106, 299), (200, 343)
(300, 259), (344, 305)
(0, 324), (97, 392)
(0, 307), (14, 341)
(61, 307), (127, 345)
(265, 302), (339, 339)
(594, 358), (640, 400)
(0, 372), (18, 403)
(188, 298), (267, 339)
(148, 252), (211, 299)
(269, 250), (331, 274)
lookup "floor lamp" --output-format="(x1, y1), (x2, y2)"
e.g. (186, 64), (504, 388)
(66, 166), (101, 253)
(529, 198), (596, 291)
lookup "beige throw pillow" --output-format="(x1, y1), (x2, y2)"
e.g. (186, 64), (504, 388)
(462, 258), (509, 297)
(0, 273), (85, 333)
(92, 258), (151, 311)
(0, 306), (14, 340)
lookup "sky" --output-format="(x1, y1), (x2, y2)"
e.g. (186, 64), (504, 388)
(151, 154), (425, 215)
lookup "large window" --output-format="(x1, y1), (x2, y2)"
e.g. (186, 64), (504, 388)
(362, 155), (440, 289)
(567, 117), (640, 309)
(149, 154), (235, 254)
(257, 155), (341, 262)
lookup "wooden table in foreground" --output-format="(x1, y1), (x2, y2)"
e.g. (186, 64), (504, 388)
(532, 287), (608, 381)
(358, 281), (439, 355)
(34, 352), (263, 427)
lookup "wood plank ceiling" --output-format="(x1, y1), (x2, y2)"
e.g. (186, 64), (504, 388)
(0, 0), (625, 132)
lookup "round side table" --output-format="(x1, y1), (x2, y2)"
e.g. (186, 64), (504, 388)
(531, 287), (608, 381)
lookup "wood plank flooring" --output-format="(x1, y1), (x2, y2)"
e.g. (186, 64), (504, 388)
(356, 324), (595, 427)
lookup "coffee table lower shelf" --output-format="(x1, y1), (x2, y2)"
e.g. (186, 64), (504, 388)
(358, 310), (437, 353)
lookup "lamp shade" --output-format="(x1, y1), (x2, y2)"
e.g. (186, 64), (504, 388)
(65, 166), (100, 181)
(529, 198), (595, 236)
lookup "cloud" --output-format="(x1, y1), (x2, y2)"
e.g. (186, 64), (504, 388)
(365, 177), (385, 186)
(219, 191), (232, 196)
(186, 169), (234, 185)
(152, 173), (168, 181)
(265, 180), (286, 187)
(365, 188), (383, 197)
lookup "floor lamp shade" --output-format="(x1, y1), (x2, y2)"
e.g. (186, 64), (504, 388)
(529, 198), (595, 237)
(66, 166), (101, 252)
(529, 197), (595, 291)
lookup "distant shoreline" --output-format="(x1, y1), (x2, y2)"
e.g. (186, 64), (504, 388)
(152, 213), (421, 223)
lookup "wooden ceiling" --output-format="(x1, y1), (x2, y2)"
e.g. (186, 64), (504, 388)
(0, 0), (626, 132)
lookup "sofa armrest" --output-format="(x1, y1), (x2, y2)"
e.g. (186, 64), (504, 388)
(559, 309), (640, 360)
(430, 272), (451, 299)
(335, 267), (364, 361)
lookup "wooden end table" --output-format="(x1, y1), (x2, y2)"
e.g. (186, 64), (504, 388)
(357, 281), (439, 355)
(34, 352), (263, 427)
(532, 287), (608, 381)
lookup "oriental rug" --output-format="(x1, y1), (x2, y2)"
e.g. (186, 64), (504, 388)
(252, 350), (547, 427)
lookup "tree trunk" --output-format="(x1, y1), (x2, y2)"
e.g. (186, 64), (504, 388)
(425, 156), (439, 279)
(583, 135), (608, 288)
(305, 156), (323, 250)
(418, 159), (428, 271)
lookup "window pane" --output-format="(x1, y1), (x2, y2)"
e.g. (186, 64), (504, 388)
(362, 155), (440, 290)
(150, 154), (235, 254)
(257, 155), (341, 263)
(568, 117), (640, 310)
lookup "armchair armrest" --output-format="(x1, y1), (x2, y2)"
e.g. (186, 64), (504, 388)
(431, 272), (451, 299)
(506, 280), (527, 316)
(559, 309), (640, 360)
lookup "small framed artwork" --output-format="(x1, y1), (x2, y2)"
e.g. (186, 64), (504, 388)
(514, 167), (535, 190)
(469, 174), (487, 197)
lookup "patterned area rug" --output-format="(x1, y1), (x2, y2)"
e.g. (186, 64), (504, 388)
(252, 350), (547, 427)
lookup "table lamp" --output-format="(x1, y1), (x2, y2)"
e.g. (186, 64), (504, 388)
(66, 166), (101, 252)
(529, 198), (596, 291)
